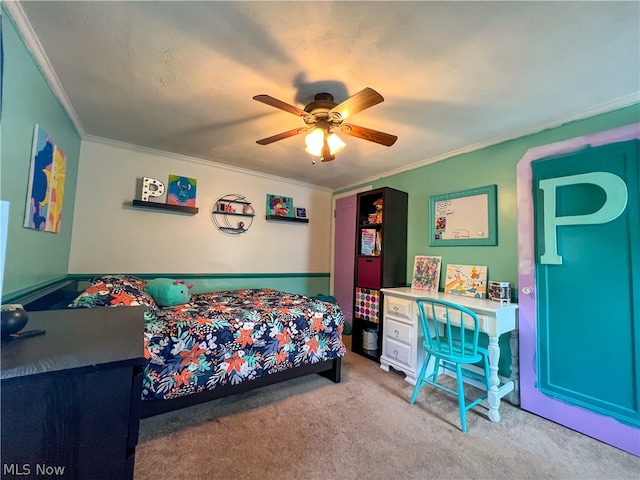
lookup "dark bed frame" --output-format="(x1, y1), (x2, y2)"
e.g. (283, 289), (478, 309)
(141, 357), (341, 418)
(16, 279), (343, 418)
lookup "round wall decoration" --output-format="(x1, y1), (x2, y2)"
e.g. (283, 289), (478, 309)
(212, 194), (254, 235)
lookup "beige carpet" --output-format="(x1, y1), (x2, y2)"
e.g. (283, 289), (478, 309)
(135, 336), (639, 480)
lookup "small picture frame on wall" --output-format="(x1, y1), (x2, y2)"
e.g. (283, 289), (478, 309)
(295, 207), (307, 218)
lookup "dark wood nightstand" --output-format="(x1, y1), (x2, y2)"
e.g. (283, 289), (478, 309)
(1, 306), (145, 479)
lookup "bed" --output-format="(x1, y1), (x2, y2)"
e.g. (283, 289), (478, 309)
(67, 275), (347, 417)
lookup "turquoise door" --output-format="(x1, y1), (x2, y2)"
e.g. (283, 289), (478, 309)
(517, 126), (640, 456)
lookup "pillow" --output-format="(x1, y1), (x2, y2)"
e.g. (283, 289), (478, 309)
(144, 278), (193, 308)
(68, 275), (159, 317)
(87, 274), (147, 289)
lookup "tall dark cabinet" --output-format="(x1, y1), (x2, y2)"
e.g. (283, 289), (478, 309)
(352, 187), (408, 361)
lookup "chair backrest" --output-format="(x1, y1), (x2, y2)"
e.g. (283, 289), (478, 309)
(416, 298), (482, 364)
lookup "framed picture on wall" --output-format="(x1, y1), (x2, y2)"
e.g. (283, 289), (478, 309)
(429, 185), (497, 246)
(24, 124), (67, 233)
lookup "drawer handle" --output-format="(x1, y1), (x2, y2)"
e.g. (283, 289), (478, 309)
(393, 349), (399, 357)
(393, 306), (399, 312)
(394, 329), (400, 336)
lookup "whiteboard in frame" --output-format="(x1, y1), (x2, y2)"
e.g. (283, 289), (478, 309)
(429, 185), (497, 246)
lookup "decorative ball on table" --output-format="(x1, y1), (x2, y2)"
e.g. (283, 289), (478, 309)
(1, 304), (29, 339)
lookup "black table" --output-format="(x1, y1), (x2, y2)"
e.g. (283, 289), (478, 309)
(1, 306), (145, 479)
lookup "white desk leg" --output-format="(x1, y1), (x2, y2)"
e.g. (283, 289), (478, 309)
(509, 329), (520, 406)
(487, 335), (501, 422)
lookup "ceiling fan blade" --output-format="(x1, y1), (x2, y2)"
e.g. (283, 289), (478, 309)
(253, 94), (312, 120)
(328, 87), (384, 122)
(256, 127), (308, 145)
(340, 123), (398, 147)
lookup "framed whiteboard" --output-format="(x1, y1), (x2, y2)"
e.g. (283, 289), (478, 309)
(429, 185), (497, 246)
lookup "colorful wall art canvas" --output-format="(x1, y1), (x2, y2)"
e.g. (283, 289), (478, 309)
(166, 175), (197, 207)
(444, 264), (488, 298)
(24, 125), (67, 233)
(266, 194), (294, 217)
(412, 256), (442, 291)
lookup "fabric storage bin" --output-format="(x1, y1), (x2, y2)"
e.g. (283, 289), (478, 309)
(355, 287), (380, 323)
(357, 257), (381, 289)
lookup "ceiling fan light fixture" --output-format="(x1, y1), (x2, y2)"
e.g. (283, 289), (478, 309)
(304, 128), (324, 156)
(254, 87), (396, 157)
(304, 129), (346, 157)
(327, 133), (346, 155)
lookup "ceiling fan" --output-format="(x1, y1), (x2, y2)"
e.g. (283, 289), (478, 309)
(253, 87), (397, 162)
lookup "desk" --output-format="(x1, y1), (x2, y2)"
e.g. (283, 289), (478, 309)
(380, 287), (519, 422)
(1, 307), (145, 479)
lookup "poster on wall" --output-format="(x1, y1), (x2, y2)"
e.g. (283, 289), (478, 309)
(166, 174), (197, 207)
(24, 124), (67, 233)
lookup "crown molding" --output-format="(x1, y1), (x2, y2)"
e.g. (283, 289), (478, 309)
(4, 0), (85, 137)
(82, 135), (332, 192)
(336, 92), (640, 191)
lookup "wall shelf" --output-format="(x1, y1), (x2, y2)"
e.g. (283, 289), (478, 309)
(265, 215), (309, 224)
(213, 194), (254, 234)
(213, 211), (254, 218)
(131, 200), (198, 214)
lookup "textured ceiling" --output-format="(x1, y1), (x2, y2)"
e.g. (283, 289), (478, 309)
(10, 1), (640, 190)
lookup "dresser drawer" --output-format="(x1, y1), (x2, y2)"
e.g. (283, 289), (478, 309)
(385, 296), (413, 320)
(431, 305), (489, 332)
(384, 338), (411, 366)
(385, 318), (412, 345)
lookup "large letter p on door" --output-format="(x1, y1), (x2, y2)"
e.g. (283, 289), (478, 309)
(539, 172), (628, 265)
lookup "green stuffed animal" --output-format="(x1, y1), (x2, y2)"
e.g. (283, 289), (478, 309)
(145, 278), (193, 307)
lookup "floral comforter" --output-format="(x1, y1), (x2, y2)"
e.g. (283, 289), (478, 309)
(142, 289), (347, 401)
(69, 276), (347, 401)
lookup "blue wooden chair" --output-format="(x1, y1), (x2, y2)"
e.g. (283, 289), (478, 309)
(410, 298), (491, 433)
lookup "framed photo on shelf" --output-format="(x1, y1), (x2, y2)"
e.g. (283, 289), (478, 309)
(166, 174), (197, 207)
(266, 194), (294, 217)
(411, 255), (442, 291)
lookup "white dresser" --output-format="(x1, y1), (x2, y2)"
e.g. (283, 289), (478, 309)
(380, 287), (519, 422)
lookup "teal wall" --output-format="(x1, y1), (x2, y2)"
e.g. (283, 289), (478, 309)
(336, 105), (639, 376)
(3, 273), (331, 306)
(338, 104), (640, 298)
(0, 8), (81, 298)
(69, 273), (330, 298)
